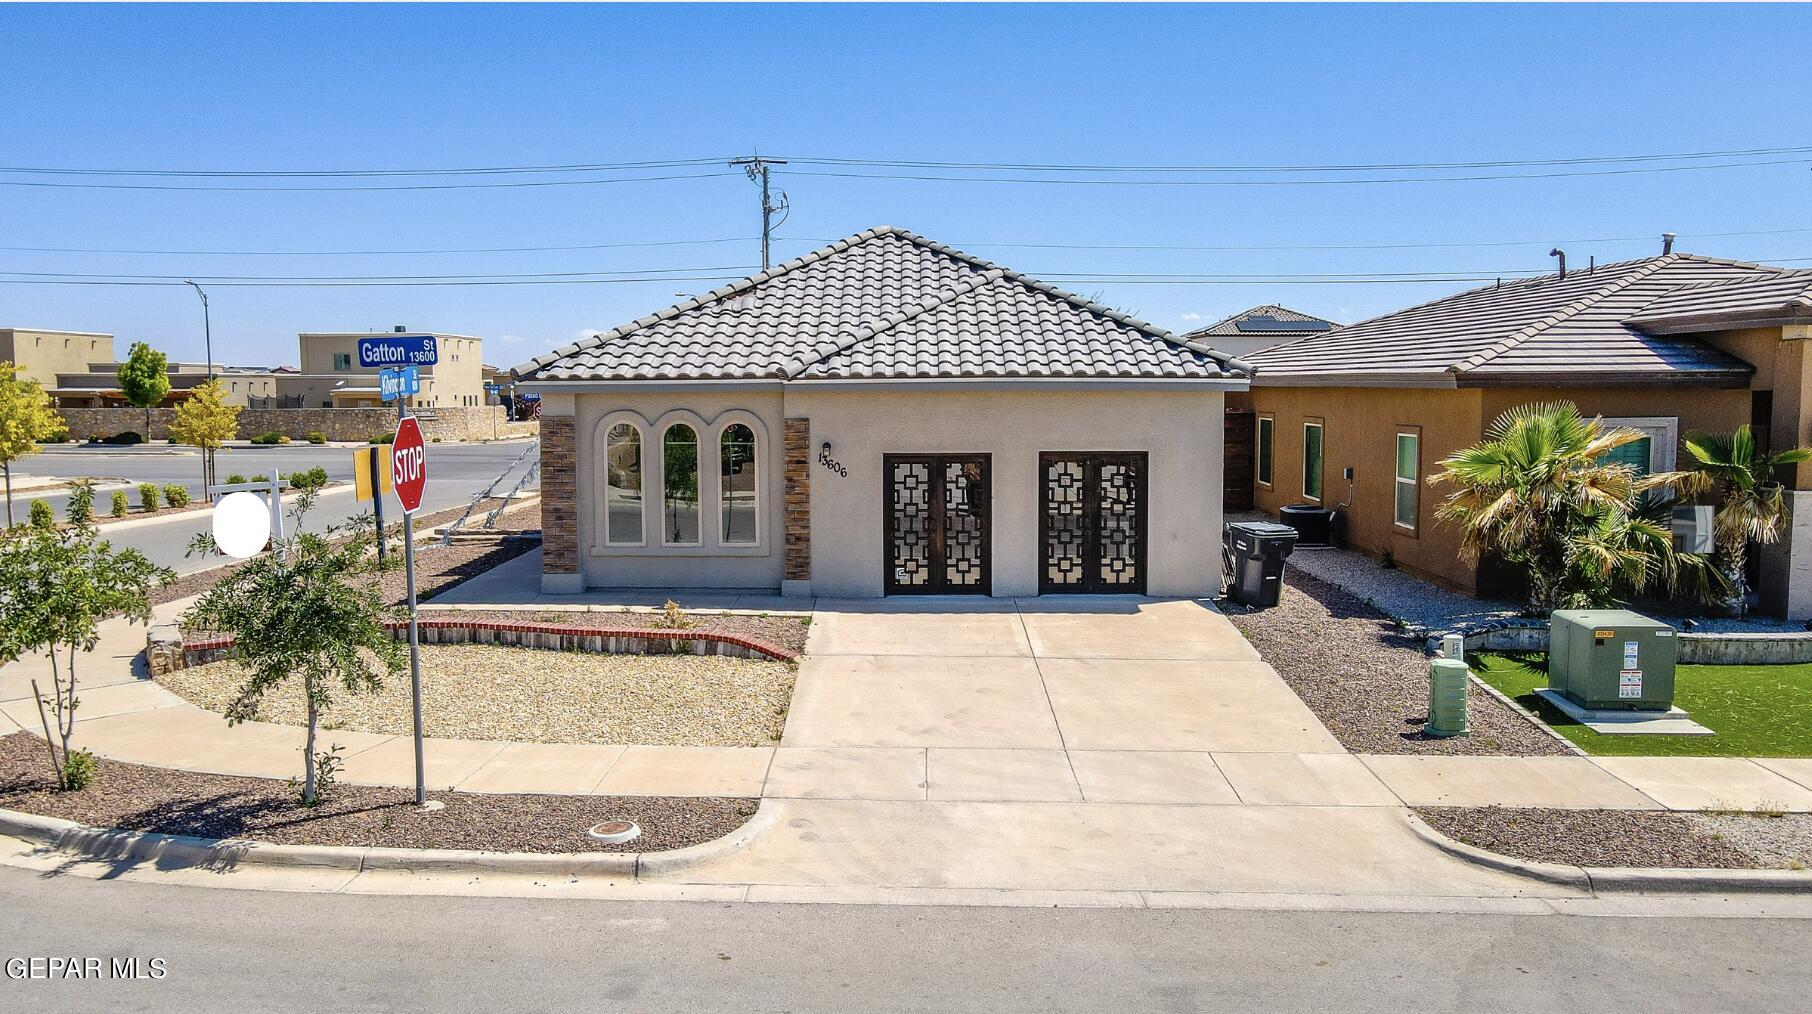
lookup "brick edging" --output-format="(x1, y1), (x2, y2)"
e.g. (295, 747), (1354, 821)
(180, 620), (797, 664)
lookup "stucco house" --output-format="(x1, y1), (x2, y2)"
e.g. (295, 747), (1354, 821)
(1238, 246), (1812, 616)
(513, 227), (1249, 598)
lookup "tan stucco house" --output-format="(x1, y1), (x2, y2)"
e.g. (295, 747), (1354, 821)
(1, 327), (115, 388)
(1239, 248), (1812, 617)
(514, 227), (1249, 598)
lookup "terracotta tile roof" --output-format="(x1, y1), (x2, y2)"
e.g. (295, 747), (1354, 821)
(1245, 254), (1780, 387)
(512, 227), (1245, 383)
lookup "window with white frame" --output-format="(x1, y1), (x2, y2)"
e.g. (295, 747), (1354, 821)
(661, 423), (701, 545)
(604, 422), (644, 545)
(719, 423), (758, 545)
(1394, 430), (1419, 530)
(1302, 421), (1324, 501)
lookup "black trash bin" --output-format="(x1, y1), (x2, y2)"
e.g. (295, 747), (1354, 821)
(1223, 521), (1299, 608)
(1278, 504), (1334, 545)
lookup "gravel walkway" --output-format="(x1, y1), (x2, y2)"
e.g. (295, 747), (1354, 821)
(161, 644), (795, 747)
(1228, 569), (1568, 756)
(449, 609), (810, 656)
(1417, 806), (1810, 870)
(0, 732), (754, 854)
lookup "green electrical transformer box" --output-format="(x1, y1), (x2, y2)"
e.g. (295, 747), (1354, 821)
(1549, 609), (1677, 711)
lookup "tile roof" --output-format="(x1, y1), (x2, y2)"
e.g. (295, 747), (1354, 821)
(1626, 269), (1812, 332)
(1245, 254), (1781, 387)
(512, 227), (1245, 384)
(1183, 304), (1338, 339)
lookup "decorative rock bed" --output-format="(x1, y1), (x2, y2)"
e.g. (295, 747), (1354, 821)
(150, 618), (796, 677)
(1431, 620), (1812, 665)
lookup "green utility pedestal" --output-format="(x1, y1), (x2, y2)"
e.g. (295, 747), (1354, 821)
(1426, 658), (1471, 737)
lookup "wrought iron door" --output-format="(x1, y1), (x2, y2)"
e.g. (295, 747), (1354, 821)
(884, 454), (991, 595)
(1040, 452), (1148, 594)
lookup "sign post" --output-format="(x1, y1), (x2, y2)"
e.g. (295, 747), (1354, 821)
(352, 446), (393, 565)
(392, 412), (431, 809)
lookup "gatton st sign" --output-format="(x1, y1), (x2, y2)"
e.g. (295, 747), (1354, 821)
(357, 335), (440, 369)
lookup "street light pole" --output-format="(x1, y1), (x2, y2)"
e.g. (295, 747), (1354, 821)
(183, 280), (217, 497)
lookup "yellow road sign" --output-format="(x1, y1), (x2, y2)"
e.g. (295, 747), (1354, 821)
(353, 446), (394, 501)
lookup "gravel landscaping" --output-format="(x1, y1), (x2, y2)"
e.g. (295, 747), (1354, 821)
(0, 732), (754, 854)
(161, 643), (795, 747)
(1418, 806), (1811, 870)
(444, 609), (810, 657)
(1228, 569), (1569, 756)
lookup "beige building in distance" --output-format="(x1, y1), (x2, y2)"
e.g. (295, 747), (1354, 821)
(278, 330), (488, 409)
(0, 328), (115, 386)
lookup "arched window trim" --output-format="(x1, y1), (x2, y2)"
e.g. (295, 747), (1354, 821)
(601, 418), (647, 547)
(717, 420), (760, 546)
(658, 420), (703, 547)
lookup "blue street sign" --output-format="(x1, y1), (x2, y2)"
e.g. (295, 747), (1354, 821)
(484, 383), (503, 394)
(358, 335), (439, 368)
(379, 365), (420, 401)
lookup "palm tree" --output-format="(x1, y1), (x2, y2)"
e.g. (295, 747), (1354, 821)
(1430, 401), (1703, 612)
(1681, 425), (1812, 616)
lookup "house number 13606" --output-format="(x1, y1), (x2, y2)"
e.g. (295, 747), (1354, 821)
(818, 448), (848, 478)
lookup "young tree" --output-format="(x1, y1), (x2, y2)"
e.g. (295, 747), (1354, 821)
(1430, 401), (1706, 612)
(183, 495), (404, 804)
(0, 518), (171, 789)
(1681, 425), (1812, 616)
(169, 377), (240, 498)
(0, 362), (65, 527)
(116, 341), (170, 441)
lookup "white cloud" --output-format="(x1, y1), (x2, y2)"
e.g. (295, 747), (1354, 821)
(1179, 312), (1203, 321)
(497, 334), (527, 345)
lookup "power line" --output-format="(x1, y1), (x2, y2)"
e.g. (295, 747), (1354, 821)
(0, 157), (733, 178)
(0, 237), (756, 256)
(0, 265), (759, 282)
(782, 226), (1812, 253)
(0, 170), (741, 192)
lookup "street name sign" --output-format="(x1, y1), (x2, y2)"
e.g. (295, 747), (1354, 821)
(379, 365), (420, 401)
(357, 335), (439, 368)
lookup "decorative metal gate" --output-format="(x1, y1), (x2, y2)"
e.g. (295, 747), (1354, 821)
(1040, 452), (1148, 594)
(884, 454), (991, 595)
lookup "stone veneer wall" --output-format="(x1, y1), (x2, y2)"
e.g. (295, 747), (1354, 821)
(54, 406), (534, 443)
(540, 415), (578, 577)
(784, 417), (811, 582)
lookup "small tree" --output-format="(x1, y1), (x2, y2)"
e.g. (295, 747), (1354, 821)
(1430, 401), (1705, 612)
(1681, 425), (1812, 616)
(116, 342), (170, 442)
(170, 377), (240, 498)
(183, 495), (404, 804)
(0, 518), (171, 789)
(0, 362), (65, 527)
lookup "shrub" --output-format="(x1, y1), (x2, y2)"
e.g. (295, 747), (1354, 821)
(61, 749), (99, 791)
(250, 431), (287, 445)
(44, 427), (70, 444)
(104, 431), (145, 446)
(306, 431), (328, 445)
(288, 466), (329, 492)
(369, 431), (396, 444)
(138, 483), (161, 512)
(65, 479), (95, 525)
(225, 473), (248, 485)
(163, 484), (191, 508)
(28, 499), (54, 529)
(110, 491), (129, 517)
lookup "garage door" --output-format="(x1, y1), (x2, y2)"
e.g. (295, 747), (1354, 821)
(1040, 452), (1147, 594)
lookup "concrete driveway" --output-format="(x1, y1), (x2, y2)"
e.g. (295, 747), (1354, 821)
(687, 596), (1561, 901)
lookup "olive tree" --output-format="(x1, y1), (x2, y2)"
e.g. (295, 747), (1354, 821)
(0, 518), (171, 789)
(183, 494), (404, 804)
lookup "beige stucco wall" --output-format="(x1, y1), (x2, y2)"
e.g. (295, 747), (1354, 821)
(568, 388), (788, 590)
(1, 329), (114, 387)
(290, 333), (488, 408)
(788, 388), (1226, 598)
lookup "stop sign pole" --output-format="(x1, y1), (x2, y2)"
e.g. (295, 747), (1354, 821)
(391, 408), (430, 809)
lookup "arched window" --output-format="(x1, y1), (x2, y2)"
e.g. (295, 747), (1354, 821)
(720, 423), (757, 545)
(662, 424), (700, 545)
(604, 422), (644, 544)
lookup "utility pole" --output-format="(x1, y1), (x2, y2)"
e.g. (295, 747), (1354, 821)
(729, 155), (789, 270)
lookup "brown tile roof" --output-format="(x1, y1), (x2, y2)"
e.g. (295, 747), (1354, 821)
(1627, 269), (1812, 333)
(1245, 254), (1781, 388)
(513, 227), (1246, 384)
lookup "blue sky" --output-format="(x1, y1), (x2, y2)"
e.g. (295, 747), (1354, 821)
(3, 2), (1810, 369)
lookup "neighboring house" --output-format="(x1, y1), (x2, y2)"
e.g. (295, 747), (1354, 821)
(513, 226), (1248, 598)
(277, 330), (488, 408)
(0, 327), (114, 387)
(50, 361), (281, 408)
(1239, 247), (1812, 615)
(1183, 304), (1339, 360)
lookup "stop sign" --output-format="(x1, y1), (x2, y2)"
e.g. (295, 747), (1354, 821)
(390, 416), (428, 515)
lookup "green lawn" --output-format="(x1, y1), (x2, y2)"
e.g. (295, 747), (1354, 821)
(1473, 652), (1812, 757)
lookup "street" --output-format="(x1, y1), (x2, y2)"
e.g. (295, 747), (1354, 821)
(11, 441), (536, 573)
(0, 866), (1807, 1012)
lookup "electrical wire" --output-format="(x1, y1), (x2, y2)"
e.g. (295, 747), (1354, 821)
(0, 237), (757, 256)
(0, 170), (742, 192)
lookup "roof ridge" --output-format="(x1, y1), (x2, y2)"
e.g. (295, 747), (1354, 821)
(511, 227), (901, 378)
(1450, 256), (1682, 374)
(782, 268), (1008, 379)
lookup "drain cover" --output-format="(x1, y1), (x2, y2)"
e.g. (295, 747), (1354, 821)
(587, 820), (642, 845)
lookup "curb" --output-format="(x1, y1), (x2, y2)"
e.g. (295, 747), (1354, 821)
(1403, 811), (1812, 894)
(0, 798), (776, 880)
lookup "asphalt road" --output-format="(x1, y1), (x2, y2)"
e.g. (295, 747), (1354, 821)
(11, 441), (537, 573)
(1, 868), (1808, 1012)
